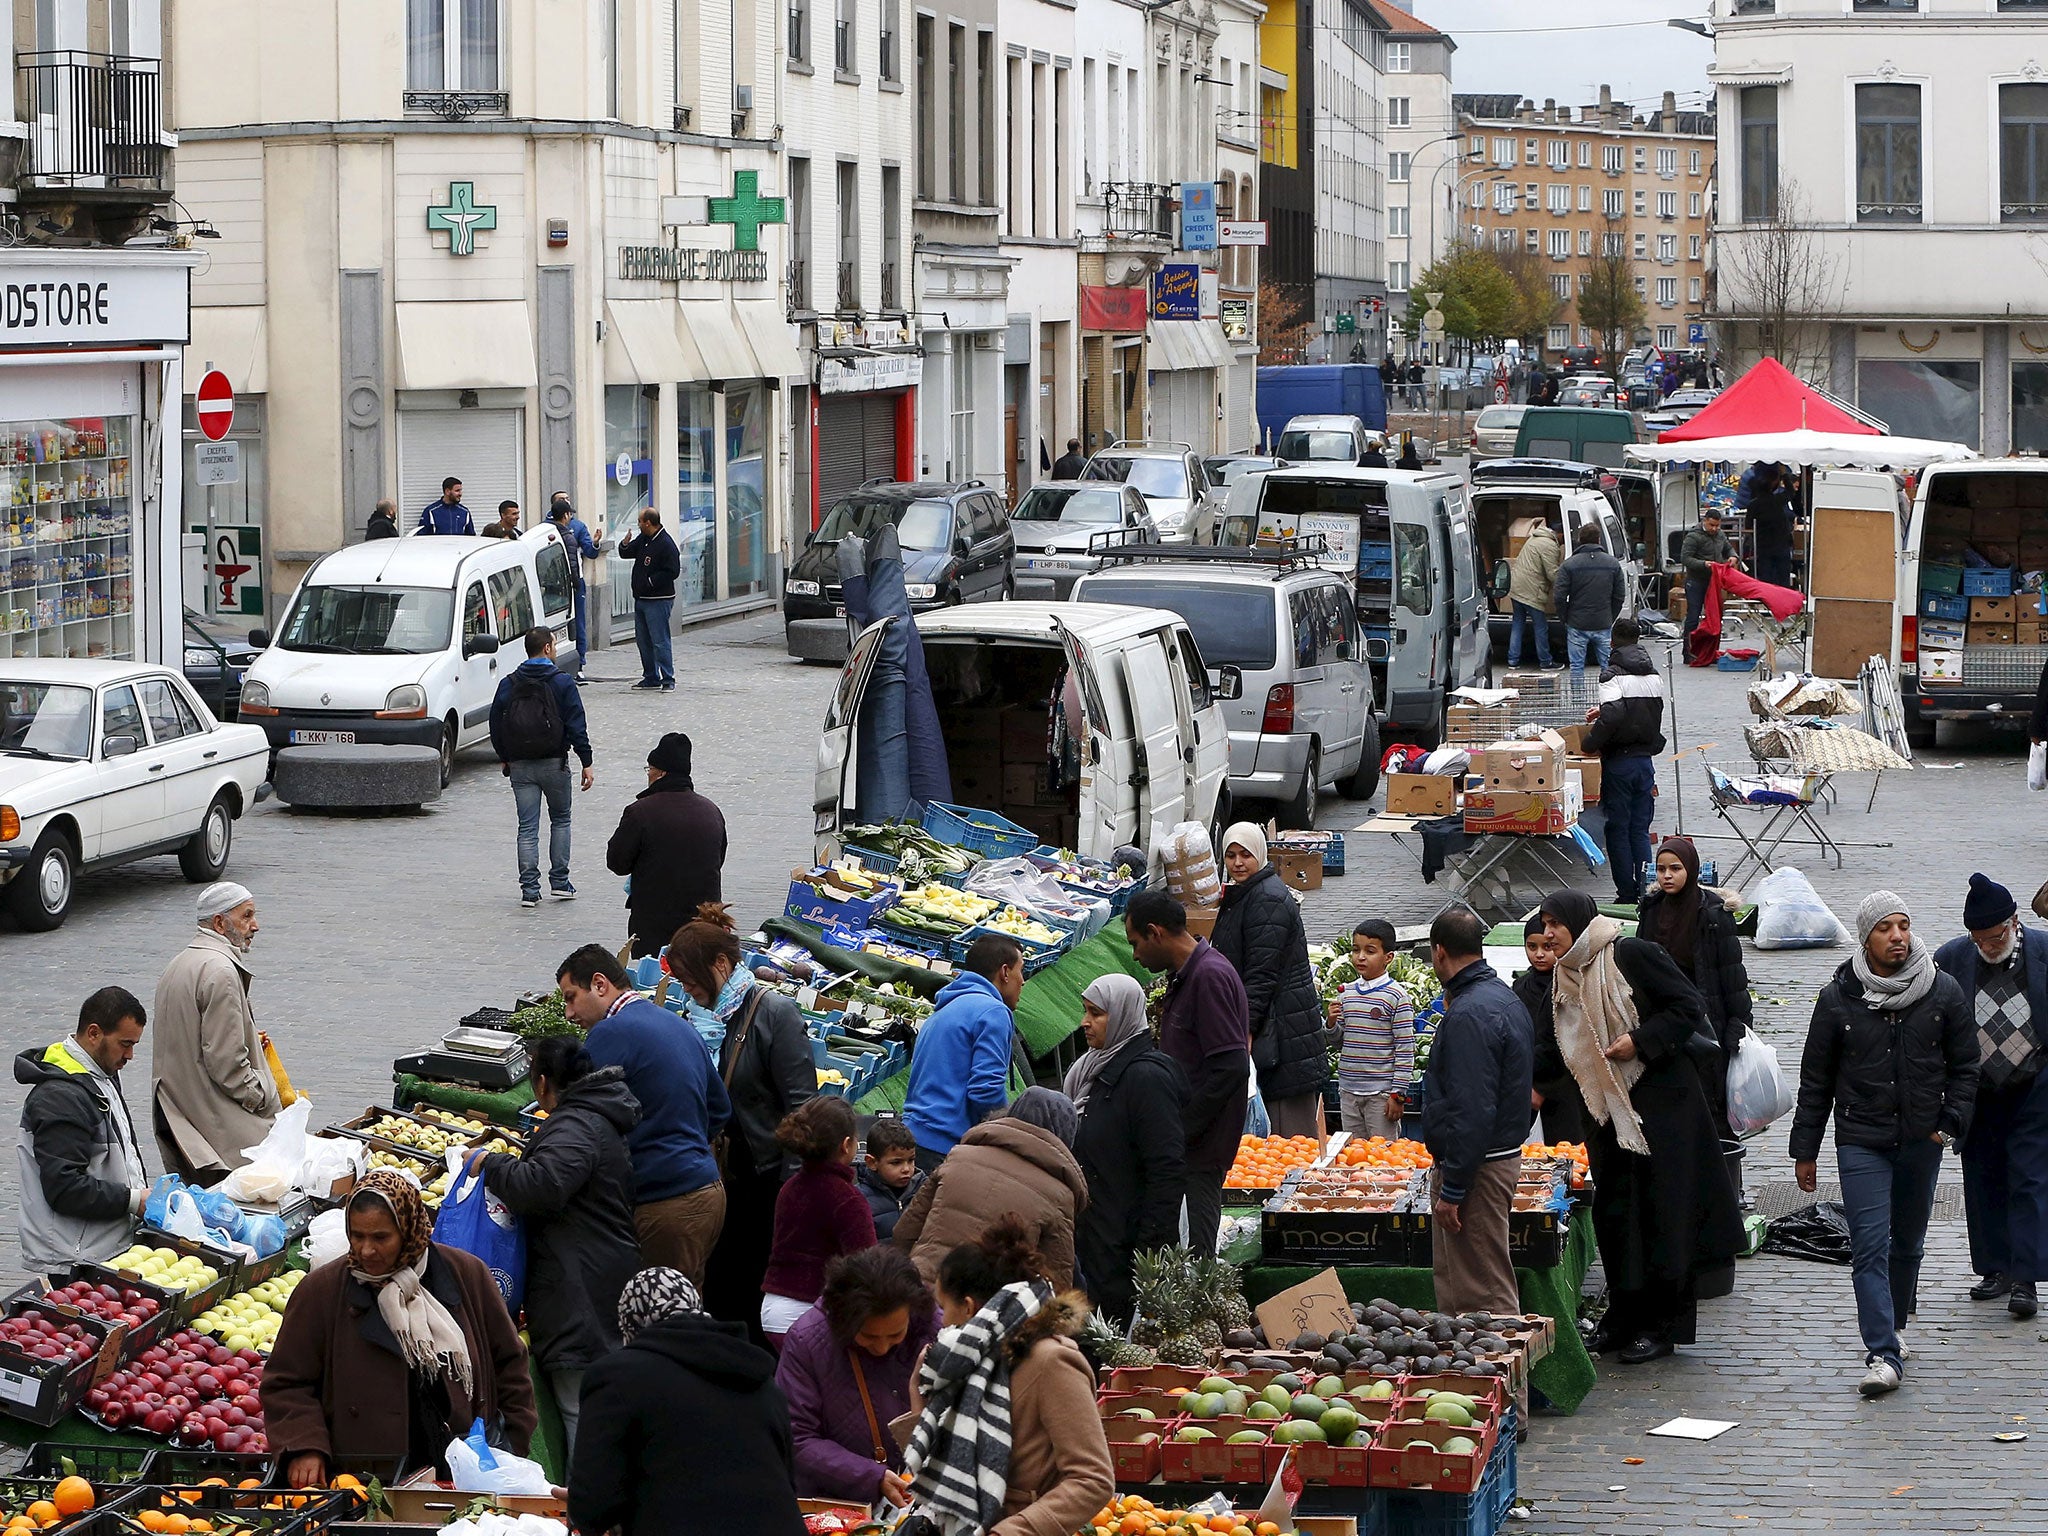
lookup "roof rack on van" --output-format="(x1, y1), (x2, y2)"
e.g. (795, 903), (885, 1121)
(1101, 439), (1196, 454)
(1086, 530), (1331, 574)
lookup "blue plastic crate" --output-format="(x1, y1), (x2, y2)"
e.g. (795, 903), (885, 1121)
(1963, 567), (2015, 597)
(1386, 1413), (1513, 1536)
(952, 920), (1067, 974)
(921, 801), (1040, 858)
(1920, 591), (1970, 622)
(843, 844), (970, 889)
(1716, 652), (1761, 673)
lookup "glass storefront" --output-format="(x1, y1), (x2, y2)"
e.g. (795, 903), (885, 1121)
(604, 384), (653, 629)
(2014, 363), (2048, 455)
(677, 384), (718, 607)
(0, 415), (137, 660)
(725, 384), (767, 598)
(1858, 358), (1983, 450)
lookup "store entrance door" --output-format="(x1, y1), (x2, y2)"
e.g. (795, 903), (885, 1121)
(817, 393), (901, 511)
(397, 408), (525, 532)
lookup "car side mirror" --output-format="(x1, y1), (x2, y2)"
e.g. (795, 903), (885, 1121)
(463, 632), (501, 659)
(247, 628), (270, 648)
(1214, 665), (1244, 701)
(104, 733), (138, 759)
(954, 536), (971, 557)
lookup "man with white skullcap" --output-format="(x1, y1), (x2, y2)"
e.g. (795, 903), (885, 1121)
(150, 882), (280, 1184)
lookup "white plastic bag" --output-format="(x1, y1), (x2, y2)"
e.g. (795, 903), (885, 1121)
(300, 1131), (367, 1201)
(2030, 741), (2046, 793)
(447, 1420), (554, 1496)
(1164, 821), (1222, 909)
(1726, 1034), (1796, 1135)
(219, 1096), (314, 1203)
(1751, 866), (1851, 950)
(305, 1208), (349, 1270)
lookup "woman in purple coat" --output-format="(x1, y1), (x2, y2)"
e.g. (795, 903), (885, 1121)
(773, 1245), (939, 1507)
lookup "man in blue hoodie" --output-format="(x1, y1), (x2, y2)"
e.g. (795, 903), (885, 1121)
(490, 627), (594, 907)
(418, 476), (476, 535)
(900, 934), (1023, 1173)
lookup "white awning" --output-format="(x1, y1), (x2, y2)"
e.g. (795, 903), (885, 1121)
(1707, 64), (1792, 87)
(737, 300), (805, 382)
(1148, 320), (1231, 373)
(604, 300), (705, 384)
(680, 302), (759, 381)
(394, 301), (537, 390)
(184, 306), (267, 395)
(1625, 428), (1974, 472)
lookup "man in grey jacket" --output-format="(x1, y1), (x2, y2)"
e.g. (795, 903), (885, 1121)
(1552, 528), (1628, 679)
(1506, 522), (1562, 668)
(1677, 510), (1740, 640)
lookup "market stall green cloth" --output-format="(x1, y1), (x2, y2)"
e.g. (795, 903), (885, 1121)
(397, 1074), (536, 1129)
(1242, 1216), (1598, 1414)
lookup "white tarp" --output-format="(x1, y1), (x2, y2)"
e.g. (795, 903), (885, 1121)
(1625, 428), (1974, 472)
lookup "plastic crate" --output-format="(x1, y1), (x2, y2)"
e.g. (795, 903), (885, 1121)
(956, 922), (1065, 975)
(140, 1448), (280, 1487)
(28, 1270), (173, 1359)
(1920, 591), (1971, 622)
(1715, 653), (1761, 673)
(114, 1228), (239, 1324)
(0, 1474), (146, 1533)
(109, 1486), (352, 1536)
(921, 801), (1040, 858)
(0, 1298), (114, 1427)
(1384, 1418), (1512, 1536)
(1963, 567), (2015, 597)
(842, 843), (969, 889)
(19, 1441), (154, 1482)
(1920, 562), (1964, 595)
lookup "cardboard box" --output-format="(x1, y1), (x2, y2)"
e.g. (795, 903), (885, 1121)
(1482, 729), (1567, 791)
(1972, 623), (2018, 646)
(1386, 772), (1459, 817)
(1001, 762), (1066, 807)
(1552, 721), (1588, 755)
(1463, 775), (1584, 836)
(1919, 619), (1967, 649)
(998, 704), (1047, 763)
(2019, 621), (2045, 646)
(1568, 755), (1602, 803)
(1184, 904), (1221, 939)
(1500, 670), (1560, 698)
(1273, 846), (1324, 892)
(1445, 703), (1500, 744)
(1921, 648), (1965, 681)
(1970, 595), (2018, 624)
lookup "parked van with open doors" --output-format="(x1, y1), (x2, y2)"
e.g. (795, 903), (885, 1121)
(814, 604), (1231, 862)
(1469, 460), (1643, 650)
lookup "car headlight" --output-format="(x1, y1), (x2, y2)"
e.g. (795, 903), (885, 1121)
(239, 680), (273, 714)
(905, 583), (938, 600)
(786, 579), (820, 597)
(184, 647), (213, 670)
(377, 684), (428, 719)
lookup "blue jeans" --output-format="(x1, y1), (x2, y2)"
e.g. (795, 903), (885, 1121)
(1838, 1138), (1944, 1371)
(1567, 626), (1611, 678)
(634, 598), (675, 684)
(511, 757), (573, 897)
(1602, 754), (1656, 903)
(1507, 602), (1553, 667)
(571, 580), (589, 664)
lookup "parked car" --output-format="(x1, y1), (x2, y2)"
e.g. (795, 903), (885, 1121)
(0, 662), (271, 929)
(1641, 388), (1720, 433)
(1204, 454), (1287, 492)
(238, 525), (577, 785)
(1273, 414), (1384, 466)
(1514, 405), (1639, 469)
(1468, 405), (1528, 461)
(1082, 442), (1218, 544)
(1008, 481), (1155, 599)
(181, 610), (259, 721)
(1072, 549), (1380, 829)
(1559, 378), (1620, 408)
(783, 480), (1016, 661)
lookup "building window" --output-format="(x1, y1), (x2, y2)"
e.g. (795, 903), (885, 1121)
(1656, 277), (1676, 306)
(1602, 230), (1622, 257)
(1494, 182), (1515, 213)
(1657, 191), (1676, 218)
(1688, 276), (1702, 301)
(1388, 203), (1409, 237)
(2016, 362), (2048, 453)
(1656, 324), (1678, 350)
(1577, 184), (1592, 211)
(1548, 323), (1571, 350)
(1633, 190), (1645, 216)
(1388, 151), (1410, 182)
(789, 155), (811, 308)
(1387, 97), (1410, 128)
(1526, 227), (1539, 251)
(2001, 84), (2048, 221)
(1603, 187), (1623, 218)
(1578, 142), (1592, 168)
(1550, 272), (1571, 298)
(881, 165), (900, 307)
(1740, 85), (1778, 221)
(1856, 82), (1922, 221)
(1633, 146), (1646, 171)
(978, 32), (995, 203)
(947, 23), (966, 201)
(1524, 182), (1538, 209)
(837, 162), (860, 309)
(1548, 228), (1570, 258)
(788, 0), (809, 65)
(1386, 40), (1409, 72)
(1547, 141), (1569, 170)
(1656, 147), (1676, 178)
(1633, 275), (1646, 295)
(1602, 143), (1623, 174)
(1491, 226), (1508, 249)
(1689, 233), (1702, 258)
(1689, 149), (1702, 176)
(880, 0), (898, 79)
(1688, 191), (1702, 216)
(1493, 136), (1515, 165)
(1524, 138), (1538, 164)
(835, 0), (854, 72)
(406, 0), (501, 91)
(1340, 0), (1369, 54)
(1578, 227), (1592, 255)
(1861, 359), (1981, 449)
(1390, 259), (1410, 291)
(1633, 231), (1646, 257)
(1547, 184), (1569, 214)
(915, 17), (935, 196)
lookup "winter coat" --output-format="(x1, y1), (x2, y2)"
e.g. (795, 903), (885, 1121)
(983, 1292), (1116, 1536)
(1157, 940), (1252, 1173)
(1051, 451), (1089, 480)
(606, 776), (729, 959)
(1935, 929), (2048, 1089)
(582, 995), (729, 1204)
(1790, 961), (1979, 1161)
(14, 1040), (146, 1273)
(893, 1118), (1088, 1290)
(475, 1067), (642, 1374)
(775, 1300), (938, 1501)
(568, 1312), (805, 1536)
(487, 658), (592, 767)
(763, 1160), (878, 1305)
(900, 972), (1015, 1156)
(151, 930), (280, 1180)
(1070, 1036), (1188, 1325)
(1514, 966), (1585, 1146)
(1420, 961), (1533, 1203)
(1552, 547), (1627, 632)
(261, 1245), (535, 1471)
(1582, 644), (1667, 760)
(719, 987), (818, 1179)
(364, 508), (399, 541)
(1635, 887), (1752, 1058)
(1679, 526), (1736, 581)
(1213, 866), (1329, 1102)
(857, 1162), (923, 1241)
(416, 498), (475, 536)
(1508, 526), (1563, 612)
(617, 527), (682, 601)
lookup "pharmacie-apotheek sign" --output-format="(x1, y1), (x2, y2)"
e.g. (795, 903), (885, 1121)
(620, 170), (784, 283)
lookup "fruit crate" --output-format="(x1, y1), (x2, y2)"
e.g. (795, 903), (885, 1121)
(1101, 1366), (1213, 1395)
(952, 920), (1065, 975)
(920, 801), (1040, 859)
(1383, 1412), (1513, 1536)
(406, 1102), (524, 1147)
(107, 1485), (353, 1536)
(334, 1105), (481, 1160)
(840, 843), (970, 890)
(1103, 1416), (1172, 1483)
(116, 1228), (239, 1324)
(1161, 1417), (1274, 1485)
(1258, 1423), (1382, 1489)
(27, 1271), (172, 1359)
(140, 1448), (280, 1486)
(0, 1298), (119, 1428)
(234, 1239), (303, 1294)
(20, 1442), (155, 1482)
(0, 1474), (145, 1534)
(1368, 1415), (1500, 1496)
(1097, 1389), (1197, 1421)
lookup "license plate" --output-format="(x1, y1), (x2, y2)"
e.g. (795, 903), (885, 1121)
(833, 604), (847, 618)
(288, 729), (356, 745)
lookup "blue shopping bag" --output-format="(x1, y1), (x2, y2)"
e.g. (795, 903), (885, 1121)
(430, 1169), (526, 1314)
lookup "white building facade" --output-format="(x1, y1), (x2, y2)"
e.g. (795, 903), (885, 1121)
(1369, 0), (1453, 340)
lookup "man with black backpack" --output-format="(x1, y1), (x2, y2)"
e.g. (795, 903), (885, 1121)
(489, 627), (595, 908)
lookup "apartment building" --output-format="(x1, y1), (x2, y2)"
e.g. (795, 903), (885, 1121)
(1456, 88), (1715, 364)
(1710, 0), (2048, 453)
(1366, 0), (1453, 330)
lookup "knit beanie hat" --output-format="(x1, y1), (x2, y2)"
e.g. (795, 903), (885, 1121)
(1964, 873), (2018, 932)
(1856, 890), (1910, 944)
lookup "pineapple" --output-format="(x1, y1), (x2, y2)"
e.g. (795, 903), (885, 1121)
(1196, 1255), (1254, 1335)
(1083, 1310), (1157, 1369)
(1129, 1249), (1170, 1349)
(1151, 1247), (1208, 1366)
(1158, 1331), (1208, 1367)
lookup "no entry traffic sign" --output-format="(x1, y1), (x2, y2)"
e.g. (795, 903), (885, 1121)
(196, 369), (234, 442)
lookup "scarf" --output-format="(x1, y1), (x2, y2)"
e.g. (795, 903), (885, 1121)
(617, 1266), (703, 1343)
(345, 1171), (474, 1397)
(903, 1279), (1051, 1534)
(1005, 1086), (1079, 1149)
(1064, 973), (1152, 1114)
(712, 967), (755, 1024)
(1648, 837), (1704, 975)
(1221, 821), (1269, 870)
(1853, 932), (1938, 1013)
(1543, 899), (1650, 1156)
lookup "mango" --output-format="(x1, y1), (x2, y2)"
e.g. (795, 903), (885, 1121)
(1197, 1376), (1235, 1395)
(1226, 1430), (1269, 1444)
(1319, 1405), (1361, 1442)
(1173, 1426), (1216, 1442)
(1290, 1394), (1328, 1421)
(1423, 1399), (1474, 1428)
(1260, 1384), (1294, 1412)
(1246, 1401), (1283, 1421)
(1443, 1435), (1480, 1455)
(1117, 1407), (1156, 1419)
(1312, 1375), (1344, 1400)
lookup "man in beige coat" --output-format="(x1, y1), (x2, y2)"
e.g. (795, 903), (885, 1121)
(152, 883), (280, 1185)
(1506, 520), (1563, 669)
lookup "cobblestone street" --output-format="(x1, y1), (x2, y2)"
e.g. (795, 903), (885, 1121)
(5, 609), (2042, 1527)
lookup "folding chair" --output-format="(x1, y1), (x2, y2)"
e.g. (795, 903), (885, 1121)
(1704, 763), (1842, 886)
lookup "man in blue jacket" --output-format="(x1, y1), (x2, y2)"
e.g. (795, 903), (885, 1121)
(900, 934), (1023, 1173)
(548, 494), (606, 666)
(1422, 905), (1534, 1316)
(418, 476), (475, 536)
(558, 944), (729, 1287)
(489, 627), (594, 907)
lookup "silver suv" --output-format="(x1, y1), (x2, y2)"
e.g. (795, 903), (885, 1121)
(1082, 441), (1217, 544)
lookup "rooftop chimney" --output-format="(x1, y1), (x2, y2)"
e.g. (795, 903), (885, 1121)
(1662, 90), (1677, 131)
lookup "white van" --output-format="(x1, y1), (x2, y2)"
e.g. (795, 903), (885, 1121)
(238, 527), (577, 784)
(1468, 460), (1642, 648)
(815, 603), (1231, 862)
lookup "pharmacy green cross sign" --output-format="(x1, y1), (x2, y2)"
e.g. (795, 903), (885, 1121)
(427, 181), (498, 256)
(709, 170), (785, 253)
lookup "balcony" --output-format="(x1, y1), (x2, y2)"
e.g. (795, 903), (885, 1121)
(837, 260), (858, 311)
(16, 52), (165, 197)
(403, 90), (508, 120)
(880, 261), (898, 308)
(788, 258), (811, 312)
(1100, 182), (1175, 242)
(2003, 201), (2048, 222)
(1857, 200), (1923, 222)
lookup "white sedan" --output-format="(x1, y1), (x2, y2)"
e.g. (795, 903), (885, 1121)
(0, 661), (271, 930)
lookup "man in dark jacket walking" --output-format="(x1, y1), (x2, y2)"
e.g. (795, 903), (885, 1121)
(417, 476), (475, 536)
(1934, 874), (2048, 1321)
(1128, 889), (1249, 1258)
(489, 627), (594, 907)
(1677, 511), (1738, 639)
(1421, 907), (1534, 1316)
(617, 508), (682, 690)
(364, 499), (399, 541)
(1583, 618), (1667, 905)
(1553, 527), (1628, 679)
(1792, 892), (1977, 1396)
(1050, 438), (1089, 479)
(606, 732), (728, 958)
(1736, 462), (1797, 588)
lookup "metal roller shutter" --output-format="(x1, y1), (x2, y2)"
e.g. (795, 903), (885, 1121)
(1225, 359), (1253, 453)
(397, 408), (526, 528)
(817, 393), (901, 509)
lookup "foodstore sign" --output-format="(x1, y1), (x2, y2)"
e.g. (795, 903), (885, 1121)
(0, 260), (189, 346)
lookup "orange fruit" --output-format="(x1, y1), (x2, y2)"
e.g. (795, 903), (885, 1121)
(161, 1515), (192, 1536)
(49, 1481), (92, 1520)
(136, 1515), (167, 1535)
(22, 1506), (55, 1530)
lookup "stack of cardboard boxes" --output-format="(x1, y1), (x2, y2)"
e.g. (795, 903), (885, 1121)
(1382, 720), (1601, 828)
(1917, 479), (2048, 681)
(950, 701), (1079, 851)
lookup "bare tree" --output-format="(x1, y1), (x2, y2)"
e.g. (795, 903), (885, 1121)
(1577, 215), (1645, 375)
(1717, 178), (1841, 381)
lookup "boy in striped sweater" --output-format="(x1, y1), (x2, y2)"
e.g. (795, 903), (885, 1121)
(1329, 919), (1416, 1140)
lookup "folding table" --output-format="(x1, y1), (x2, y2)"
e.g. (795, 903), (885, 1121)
(1704, 763), (1841, 886)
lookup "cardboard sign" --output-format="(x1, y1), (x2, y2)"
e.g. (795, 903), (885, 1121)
(1253, 1266), (1355, 1351)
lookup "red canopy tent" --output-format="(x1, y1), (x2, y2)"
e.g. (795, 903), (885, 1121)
(1656, 356), (1882, 443)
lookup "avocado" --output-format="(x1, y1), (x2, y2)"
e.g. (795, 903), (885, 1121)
(1261, 1384), (1294, 1412)
(1274, 1372), (1303, 1393)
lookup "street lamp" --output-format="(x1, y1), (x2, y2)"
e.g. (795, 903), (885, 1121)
(1666, 17), (1713, 37)
(1407, 132), (1464, 279)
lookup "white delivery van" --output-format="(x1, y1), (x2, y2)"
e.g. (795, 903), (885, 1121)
(1468, 459), (1643, 649)
(238, 526), (578, 784)
(814, 604), (1232, 861)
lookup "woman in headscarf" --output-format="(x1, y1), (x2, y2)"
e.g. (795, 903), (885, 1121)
(1066, 973), (1189, 1327)
(1213, 821), (1329, 1137)
(569, 1268), (806, 1536)
(262, 1169), (536, 1487)
(1538, 889), (1745, 1365)
(1515, 913), (1586, 1145)
(894, 1088), (1090, 1291)
(1635, 837), (1753, 1133)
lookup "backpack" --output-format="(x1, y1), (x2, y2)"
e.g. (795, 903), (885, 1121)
(499, 670), (565, 760)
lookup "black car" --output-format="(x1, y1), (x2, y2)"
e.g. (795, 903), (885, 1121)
(782, 480), (1015, 661)
(181, 609), (259, 720)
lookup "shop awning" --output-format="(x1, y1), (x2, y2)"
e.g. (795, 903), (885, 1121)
(184, 306), (267, 395)
(1147, 319), (1231, 373)
(1706, 63), (1792, 87)
(680, 302), (759, 381)
(1625, 428), (1974, 471)
(737, 300), (805, 383)
(395, 301), (538, 390)
(603, 300), (706, 385)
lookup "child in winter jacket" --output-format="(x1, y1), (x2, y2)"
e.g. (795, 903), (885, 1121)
(760, 1097), (877, 1344)
(857, 1117), (924, 1240)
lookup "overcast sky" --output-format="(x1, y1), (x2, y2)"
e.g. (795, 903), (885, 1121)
(1412, 0), (1715, 116)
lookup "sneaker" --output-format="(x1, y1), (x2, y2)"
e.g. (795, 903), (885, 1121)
(631, 680), (661, 691)
(1896, 1330), (1911, 1361)
(1858, 1357), (1901, 1397)
(659, 680), (675, 692)
(519, 894), (540, 909)
(549, 884), (577, 901)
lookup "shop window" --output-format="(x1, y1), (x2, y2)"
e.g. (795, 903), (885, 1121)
(2014, 363), (2048, 453)
(675, 384), (719, 606)
(487, 567), (534, 641)
(0, 415), (137, 661)
(1859, 358), (1980, 450)
(726, 385), (768, 598)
